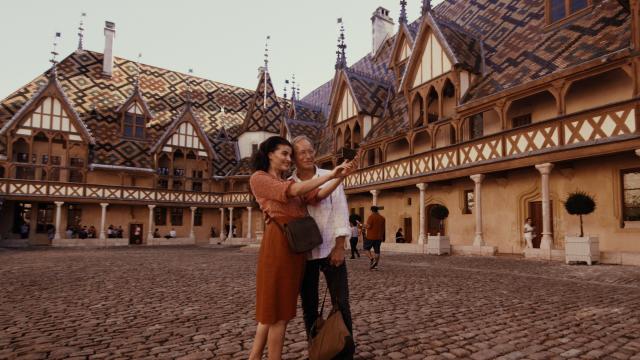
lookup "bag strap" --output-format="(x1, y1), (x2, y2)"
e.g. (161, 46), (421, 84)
(265, 212), (286, 234)
(318, 285), (329, 317)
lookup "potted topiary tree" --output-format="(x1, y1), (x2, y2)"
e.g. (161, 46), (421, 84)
(563, 191), (599, 265)
(427, 204), (450, 255)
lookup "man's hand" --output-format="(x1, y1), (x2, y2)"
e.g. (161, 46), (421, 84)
(329, 245), (345, 267)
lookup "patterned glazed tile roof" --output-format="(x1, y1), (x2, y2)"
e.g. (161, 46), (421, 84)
(345, 69), (392, 117)
(241, 70), (283, 133)
(434, 0), (630, 102)
(316, 127), (335, 158)
(364, 93), (409, 143)
(301, 80), (333, 118)
(211, 138), (239, 177)
(432, 15), (483, 73)
(0, 50), (255, 168)
(228, 157), (252, 177)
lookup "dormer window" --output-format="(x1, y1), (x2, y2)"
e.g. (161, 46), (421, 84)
(547, 0), (590, 24)
(123, 103), (146, 139)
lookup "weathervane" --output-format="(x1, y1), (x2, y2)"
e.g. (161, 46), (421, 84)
(77, 12), (87, 51)
(399, 0), (407, 24)
(186, 68), (194, 103)
(291, 74), (296, 101)
(335, 18), (347, 70)
(50, 32), (62, 76)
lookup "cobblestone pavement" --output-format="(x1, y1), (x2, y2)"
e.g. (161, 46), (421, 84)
(1, 247), (640, 359)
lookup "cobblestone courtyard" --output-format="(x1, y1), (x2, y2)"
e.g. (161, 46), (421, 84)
(1, 247), (640, 359)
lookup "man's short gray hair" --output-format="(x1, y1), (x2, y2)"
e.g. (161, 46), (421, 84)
(291, 135), (315, 148)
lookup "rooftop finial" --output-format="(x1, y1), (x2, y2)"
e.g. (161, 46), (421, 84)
(264, 35), (271, 72)
(77, 12), (86, 51)
(186, 68), (194, 104)
(49, 32), (62, 77)
(291, 74), (296, 101)
(399, 0), (408, 24)
(262, 35), (271, 109)
(335, 18), (347, 70)
(422, 0), (432, 15)
(134, 53), (143, 88)
(283, 79), (289, 100)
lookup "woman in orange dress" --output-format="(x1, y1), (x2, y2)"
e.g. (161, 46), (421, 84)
(248, 136), (352, 360)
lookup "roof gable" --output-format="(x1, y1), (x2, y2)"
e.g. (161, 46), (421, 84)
(0, 72), (93, 143)
(150, 104), (217, 160)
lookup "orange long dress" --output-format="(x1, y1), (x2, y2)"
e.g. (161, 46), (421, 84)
(249, 171), (319, 324)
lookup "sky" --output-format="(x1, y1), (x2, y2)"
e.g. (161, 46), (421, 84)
(0, 0), (443, 99)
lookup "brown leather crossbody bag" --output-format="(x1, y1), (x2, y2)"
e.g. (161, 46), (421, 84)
(271, 215), (323, 253)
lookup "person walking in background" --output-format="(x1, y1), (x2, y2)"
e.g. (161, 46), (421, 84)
(524, 217), (536, 249)
(365, 206), (386, 270)
(248, 136), (354, 360)
(349, 218), (361, 259)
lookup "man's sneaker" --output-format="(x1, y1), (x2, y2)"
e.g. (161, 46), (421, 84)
(372, 258), (379, 269)
(369, 258), (375, 269)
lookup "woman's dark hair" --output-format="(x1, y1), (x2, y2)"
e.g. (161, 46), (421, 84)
(251, 136), (293, 172)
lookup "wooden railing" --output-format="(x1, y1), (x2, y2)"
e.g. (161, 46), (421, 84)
(345, 99), (639, 189)
(0, 179), (253, 207)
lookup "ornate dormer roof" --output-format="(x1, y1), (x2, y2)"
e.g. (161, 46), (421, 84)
(149, 103), (218, 160)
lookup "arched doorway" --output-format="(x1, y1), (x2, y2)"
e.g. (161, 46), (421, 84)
(426, 204), (445, 236)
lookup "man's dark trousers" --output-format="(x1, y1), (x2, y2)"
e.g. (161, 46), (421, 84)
(300, 257), (354, 358)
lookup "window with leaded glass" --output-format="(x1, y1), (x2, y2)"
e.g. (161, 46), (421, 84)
(623, 169), (640, 222)
(548, 0), (589, 23)
(123, 103), (146, 139)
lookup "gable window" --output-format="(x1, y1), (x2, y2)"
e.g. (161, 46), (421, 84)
(123, 103), (146, 139)
(622, 169), (640, 222)
(547, 0), (590, 23)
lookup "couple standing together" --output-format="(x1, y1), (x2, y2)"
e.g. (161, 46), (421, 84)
(248, 135), (357, 359)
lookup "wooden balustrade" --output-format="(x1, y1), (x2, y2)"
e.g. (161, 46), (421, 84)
(0, 179), (253, 206)
(346, 99), (638, 189)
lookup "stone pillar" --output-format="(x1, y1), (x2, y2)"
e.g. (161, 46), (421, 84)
(99, 203), (109, 240)
(228, 207), (234, 240)
(416, 183), (427, 245)
(470, 174), (485, 247)
(189, 206), (197, 241)
(247, 207), (253, 240)
(147, 205), (156, 241)
(54, 201), (64, 240)
(219, 208), (226, 241)
(370, 189), (379, 206)
(535, 163), (554, 250)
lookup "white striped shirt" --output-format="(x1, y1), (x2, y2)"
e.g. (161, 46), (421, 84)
(291, 167), (351, 260)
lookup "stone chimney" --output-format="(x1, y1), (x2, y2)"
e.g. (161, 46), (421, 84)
(371, 7), (394, 56)
(103, 21), (115, 77)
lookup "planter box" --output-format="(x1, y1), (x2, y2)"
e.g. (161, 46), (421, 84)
(565, 235), (599, 265)
(426, 235), (450, 255)
(146, 237), (195, 246)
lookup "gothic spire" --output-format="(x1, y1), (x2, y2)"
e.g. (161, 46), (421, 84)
(399, 0), (407, 24)
(422, 0), (432, 15)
